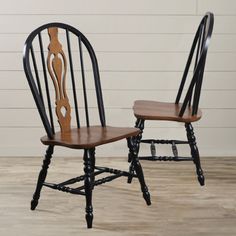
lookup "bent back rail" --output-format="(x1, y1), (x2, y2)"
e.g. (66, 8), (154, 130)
(23, 23), (106, 138)
(175, 12), (214, 117)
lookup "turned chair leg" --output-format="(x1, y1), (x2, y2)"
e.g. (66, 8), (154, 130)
(31, 145), (54, 210)
(128, 118), (145, 183)
(84, 149), (94, 228)
(127, 137), (151, 206)
(89, 148), (96, 190)
(185, 123), (205, 186)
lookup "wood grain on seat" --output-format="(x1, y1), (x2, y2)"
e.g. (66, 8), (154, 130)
(41, 126), (140, 149)
(133, 100), (202, 123)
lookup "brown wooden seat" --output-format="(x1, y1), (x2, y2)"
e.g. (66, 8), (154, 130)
(133, 100), (202, 123)
(132, 13), (214, 187)
(41, 126), (140, 149)
(23, 23), (150, 229)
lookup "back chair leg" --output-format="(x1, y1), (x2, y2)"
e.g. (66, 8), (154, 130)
(31, 145), (54, 210)
(127, 137), (151, 206)
(185, 123), (205, 186)
(83, 149), (94, 228)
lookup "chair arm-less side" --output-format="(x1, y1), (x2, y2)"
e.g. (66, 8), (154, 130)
(23, 23), (151, 228)
(132, 12), (214, 186)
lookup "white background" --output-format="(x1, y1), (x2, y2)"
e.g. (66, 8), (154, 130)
(0, 0), (235, 157)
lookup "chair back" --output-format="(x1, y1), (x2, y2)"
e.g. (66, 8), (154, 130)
(175, 12), (214, 117)
(23, 23), (106, 138)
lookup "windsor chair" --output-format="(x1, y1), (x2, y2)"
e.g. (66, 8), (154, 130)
(23, 23), (151, 228)
(132, 12), (214, 186)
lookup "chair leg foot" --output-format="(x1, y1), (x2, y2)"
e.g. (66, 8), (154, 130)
(31, 145), (54, 210)
(134, 161), (151, 206)
(85, 208), (93, 228)
(30, 199), (38, 210)
(127, 178), (132, 184)
(195, 161), (205, 186)
(127, 137), (151, 206)
(185, 123), (205, 186)
(198, 174), (205, 186)
(84, 149), (94, 228)
(143, 192), (151, 206)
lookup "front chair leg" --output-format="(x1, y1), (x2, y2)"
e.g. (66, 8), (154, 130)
(89, 148), (96, 190)
(128, 118), (145, 183)
(84, 149), (94, 228)
(185, 123), (205, 186)
(31, 145), (54, 210)
(134, 118), (145, 157)
(127, 137), (151, 206)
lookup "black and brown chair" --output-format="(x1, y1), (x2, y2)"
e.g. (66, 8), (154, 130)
(132, 12), (214, 186)
(23, 23), (151, 228)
